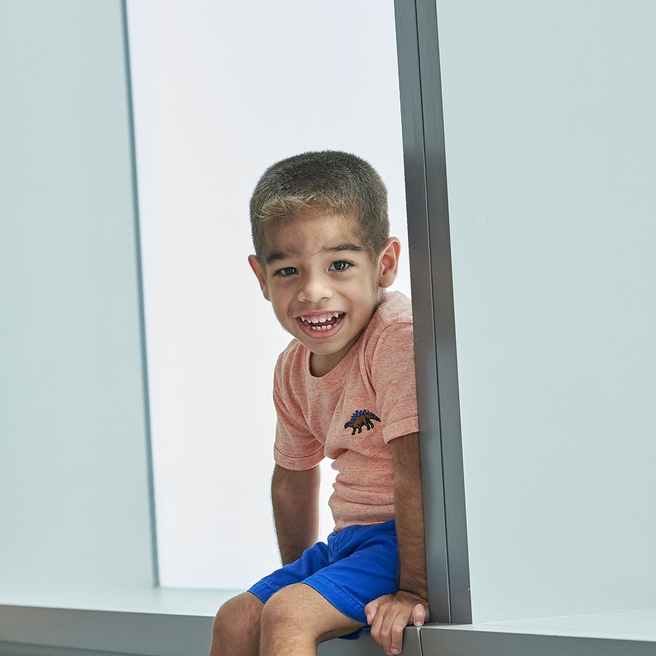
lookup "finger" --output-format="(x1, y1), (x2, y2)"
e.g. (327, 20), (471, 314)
(369, 603), (386, 644)
(364, 597), (381, 625)
(411, 603), (427, 627)
(389, 611), (410, 655)
(379, 606), (406, 655)
(364, 595), (394, 625)
(370, 603), (396, 652)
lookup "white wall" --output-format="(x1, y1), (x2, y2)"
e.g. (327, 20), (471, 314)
(0, 0), (153, 594)
(438, 0), (656, 622)
(126, 0), (409, 589)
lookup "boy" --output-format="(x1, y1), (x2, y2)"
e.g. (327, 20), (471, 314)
(210, 151), (428, 656)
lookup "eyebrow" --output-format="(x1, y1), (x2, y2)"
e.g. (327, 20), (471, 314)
(265, 243), (363, 265)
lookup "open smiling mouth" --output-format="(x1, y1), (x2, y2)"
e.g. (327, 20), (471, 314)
(296, 311), (345, 333)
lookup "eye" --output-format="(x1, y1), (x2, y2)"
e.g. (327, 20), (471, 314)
(275, 267), (298, 277)
(329, 260), (352, 272)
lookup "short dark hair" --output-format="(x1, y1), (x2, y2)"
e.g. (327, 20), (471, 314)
(250, 151), (389, 262)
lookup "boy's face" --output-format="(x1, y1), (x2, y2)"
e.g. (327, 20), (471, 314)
(249, 212), (400, 377)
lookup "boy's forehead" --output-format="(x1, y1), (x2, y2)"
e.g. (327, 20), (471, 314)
(263, 213), (364, 263)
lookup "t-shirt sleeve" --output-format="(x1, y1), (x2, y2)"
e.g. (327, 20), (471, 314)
(371, 322), (419, 443)
(272, 352), (325, 471)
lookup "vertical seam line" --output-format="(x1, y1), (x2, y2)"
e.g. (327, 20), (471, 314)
(120, 0), (160, 587)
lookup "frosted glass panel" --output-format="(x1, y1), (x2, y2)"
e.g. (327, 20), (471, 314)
(437, 0), (656, 621)
(126, 0), (408, 588)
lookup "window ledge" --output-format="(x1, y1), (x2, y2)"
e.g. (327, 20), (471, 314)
(1, 590), (655, 656)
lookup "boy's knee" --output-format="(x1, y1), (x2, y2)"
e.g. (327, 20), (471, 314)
(260, 585), (305, 631)
(260, 583), (334, 639)
(212, 592), (263, 640)
(260, 583), (362, 645)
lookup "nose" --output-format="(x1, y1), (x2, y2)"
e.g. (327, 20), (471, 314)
(297, 271), (333, 303)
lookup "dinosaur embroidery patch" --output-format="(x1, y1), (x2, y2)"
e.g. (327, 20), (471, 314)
(344, 409), (381, 435)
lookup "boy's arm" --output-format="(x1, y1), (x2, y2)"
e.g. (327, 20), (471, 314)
(271, 463), (321, 564)
(365, 432), (429, 656)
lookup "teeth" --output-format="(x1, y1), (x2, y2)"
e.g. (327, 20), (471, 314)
(299, 311), (343, 328)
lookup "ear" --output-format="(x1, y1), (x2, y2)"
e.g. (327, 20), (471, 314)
(377, 237), (401, 289)
(248, 254), (271, 301)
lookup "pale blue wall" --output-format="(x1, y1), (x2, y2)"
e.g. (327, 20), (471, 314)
(438, 0), (656, 622)
(0, 0), (154, 594)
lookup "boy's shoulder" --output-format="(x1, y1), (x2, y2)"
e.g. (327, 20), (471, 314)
(363, 290), (414, 364)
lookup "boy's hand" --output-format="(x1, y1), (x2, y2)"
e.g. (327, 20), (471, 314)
(365, 591), (429, 655)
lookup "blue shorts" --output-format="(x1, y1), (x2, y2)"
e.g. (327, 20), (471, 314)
(249, 520), (398, 639)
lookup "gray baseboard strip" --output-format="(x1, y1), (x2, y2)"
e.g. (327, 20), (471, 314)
(421, 625), (656, 656)
(3, 604), (655, 656)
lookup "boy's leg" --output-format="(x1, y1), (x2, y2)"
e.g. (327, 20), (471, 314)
(213, 523), (397, 655)
(260, 583), (364, 656)
(209, 538), (331, 656)
(209, 591), (264, 656)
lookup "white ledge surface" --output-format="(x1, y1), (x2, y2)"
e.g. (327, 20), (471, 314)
(1, 589), (656, 656)
(0, 587), (239, 616)
(458, 609), (656, 641)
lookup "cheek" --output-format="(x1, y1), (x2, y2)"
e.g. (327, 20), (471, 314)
(363, 276), (381, 301)
(269, 302), (290, 330)
(268, 289), (292, 316)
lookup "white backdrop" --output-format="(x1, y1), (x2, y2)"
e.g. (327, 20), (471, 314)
(126, 0), (409, 589)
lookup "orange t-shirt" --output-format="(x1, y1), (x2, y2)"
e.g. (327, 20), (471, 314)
(273, 291), (419, 531)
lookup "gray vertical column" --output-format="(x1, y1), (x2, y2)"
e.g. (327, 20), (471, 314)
(121, 0), (160, 587)
(393, 0), (471, 624)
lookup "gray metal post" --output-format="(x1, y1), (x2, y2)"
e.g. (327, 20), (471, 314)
(393, 0), (472, 624)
